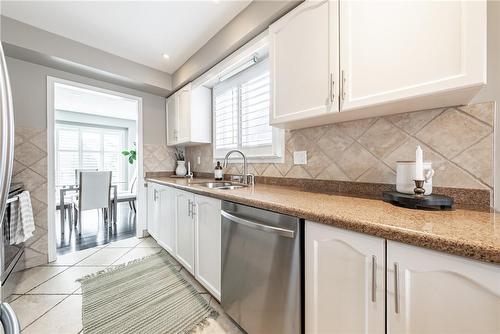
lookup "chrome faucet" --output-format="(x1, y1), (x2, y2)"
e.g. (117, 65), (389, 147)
(223, 149), (253, 185)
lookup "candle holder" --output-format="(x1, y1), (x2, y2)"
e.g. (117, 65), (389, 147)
(413, 179), (425, 198)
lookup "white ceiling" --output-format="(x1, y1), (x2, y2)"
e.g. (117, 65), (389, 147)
(1, 1), (251, 74)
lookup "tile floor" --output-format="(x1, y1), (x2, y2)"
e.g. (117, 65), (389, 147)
(7, 236), (243, 334)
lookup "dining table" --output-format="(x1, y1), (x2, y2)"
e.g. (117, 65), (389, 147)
(58, 184), (118, 235)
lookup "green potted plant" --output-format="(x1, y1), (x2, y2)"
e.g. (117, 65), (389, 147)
(122, 144), (137, 193)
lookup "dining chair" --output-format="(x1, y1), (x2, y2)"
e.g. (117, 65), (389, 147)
(112, 174), (137, 214)
(74, 169), (98, 186)
(73, 171), (112, 237)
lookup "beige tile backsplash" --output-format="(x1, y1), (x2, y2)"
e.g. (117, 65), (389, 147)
(186, 102), (495, 193)
(12, 127), (49, 269)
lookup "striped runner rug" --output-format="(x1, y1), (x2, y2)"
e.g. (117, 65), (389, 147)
(78, 251), (217, 334)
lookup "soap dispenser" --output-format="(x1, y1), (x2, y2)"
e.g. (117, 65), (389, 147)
(214, 161), (223, 181)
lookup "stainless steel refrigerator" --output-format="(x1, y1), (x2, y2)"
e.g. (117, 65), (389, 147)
(0, 42), (21, 334)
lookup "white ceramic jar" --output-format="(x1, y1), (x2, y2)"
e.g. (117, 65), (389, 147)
(396, 161), (434, 195)
(175, 160), (187, 176)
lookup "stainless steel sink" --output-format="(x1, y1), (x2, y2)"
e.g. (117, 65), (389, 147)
(197, 182), (247, 190)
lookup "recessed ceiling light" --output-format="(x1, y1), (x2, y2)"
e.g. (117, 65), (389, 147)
(213, 0), (219, 3)
(162, 53), (170, 60)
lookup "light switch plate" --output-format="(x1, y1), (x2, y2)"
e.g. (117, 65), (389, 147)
(293, 151), (307, 165)
(197, 156), (201, 164)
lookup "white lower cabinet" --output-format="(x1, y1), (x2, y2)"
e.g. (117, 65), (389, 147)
(174, 189), (195, 274)
(194, 195), (221, 300)
(147, 183), (175, 254)
(387, 241), (500, 334)
(157, 186), (175, 254)
(306, 221), (500, 334)
(148, 183), (222, 298)
(305, 221), (385, 334)
(147, 183), (161, 240)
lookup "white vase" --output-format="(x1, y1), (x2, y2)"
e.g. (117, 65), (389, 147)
(175, 160), (187, 176)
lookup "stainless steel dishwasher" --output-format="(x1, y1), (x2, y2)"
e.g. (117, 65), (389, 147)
(221, 201), (302, 334)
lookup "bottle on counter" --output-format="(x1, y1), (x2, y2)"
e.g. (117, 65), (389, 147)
(214, 161), (224, 181)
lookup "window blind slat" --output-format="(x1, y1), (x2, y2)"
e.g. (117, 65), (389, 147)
(213, 60), (274, 156)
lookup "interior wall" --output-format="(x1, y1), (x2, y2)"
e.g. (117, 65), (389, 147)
(6, 56), (174, 268)
(171, 0), (301, 90)
(6, 56), (165, 145)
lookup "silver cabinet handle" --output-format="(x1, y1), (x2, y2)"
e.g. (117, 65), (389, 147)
(394, 262), (400, 314)
(341, 69), (347, 100)
(221, 210), (295, 238)
(1, 302), (21, 334)
(371, 255), (377, 302)
(330, 73), (335, 103)
(188, 199), (192, 217)
(191, 201), (196, 217)
(153, 189), (158, 202)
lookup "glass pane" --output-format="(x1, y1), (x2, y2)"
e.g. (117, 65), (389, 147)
(82, 152), (100, 170)
(103, 152), (121, 183)
(103, 133), (122, 152)
(82, 131), (101, 151)
(241, 71), (272, 148)
(214, 87), (238, 150)
(57, 151), (79, 186)
(58, 128), (79, 150)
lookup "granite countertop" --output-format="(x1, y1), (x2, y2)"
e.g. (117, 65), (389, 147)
(146, 176), (500, 264)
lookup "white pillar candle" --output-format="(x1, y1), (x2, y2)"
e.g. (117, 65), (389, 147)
(415, 145), (423, 180)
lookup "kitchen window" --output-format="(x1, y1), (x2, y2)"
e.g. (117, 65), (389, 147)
(55, 123), (128, 187)
(213, 59), (284, 161)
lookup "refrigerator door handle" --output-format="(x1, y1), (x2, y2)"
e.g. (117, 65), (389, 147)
(0, 44), (15, 221)
(0, 303), (20, 334)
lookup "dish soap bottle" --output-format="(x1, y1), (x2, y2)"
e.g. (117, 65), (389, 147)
(214, 161), (223, 181)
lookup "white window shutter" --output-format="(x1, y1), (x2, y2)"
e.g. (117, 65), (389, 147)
(241, 71), (272, 148)
(212, 58), (281, 160)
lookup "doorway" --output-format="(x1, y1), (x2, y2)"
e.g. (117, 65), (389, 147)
(47, 77), (144, 261)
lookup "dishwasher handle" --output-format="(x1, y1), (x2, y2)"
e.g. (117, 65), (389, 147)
(221, 210), (295, 238)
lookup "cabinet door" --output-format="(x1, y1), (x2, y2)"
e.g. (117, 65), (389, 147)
(147, 183), (160, 239)
(174, 189), (195, 274)
(194, 195), (221, 300)
(157, 186), (175, 255)
(305, 221), (385, 334)
(387, 241), (500, 334)
(340, 0), (486, 112)
(269, 0), (339, 125)
(166, 95), (177, 146)
(176, 86), (191, 144)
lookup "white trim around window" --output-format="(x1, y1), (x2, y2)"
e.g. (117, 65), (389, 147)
(212, 59), (284, 163)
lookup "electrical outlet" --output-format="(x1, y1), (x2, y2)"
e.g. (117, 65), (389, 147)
(197, 156), (201, 164)
(293, 151), (307, 165)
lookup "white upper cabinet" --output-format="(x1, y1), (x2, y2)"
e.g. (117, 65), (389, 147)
(166, 82), (211, 146)
(340, 0), (486, 113)
(305, 221), (385, 334)
(270, 0), (339, 127)
(387, 241), (500, 334)
(270, 0), (486, 129)
(194, 195), (221, 301)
